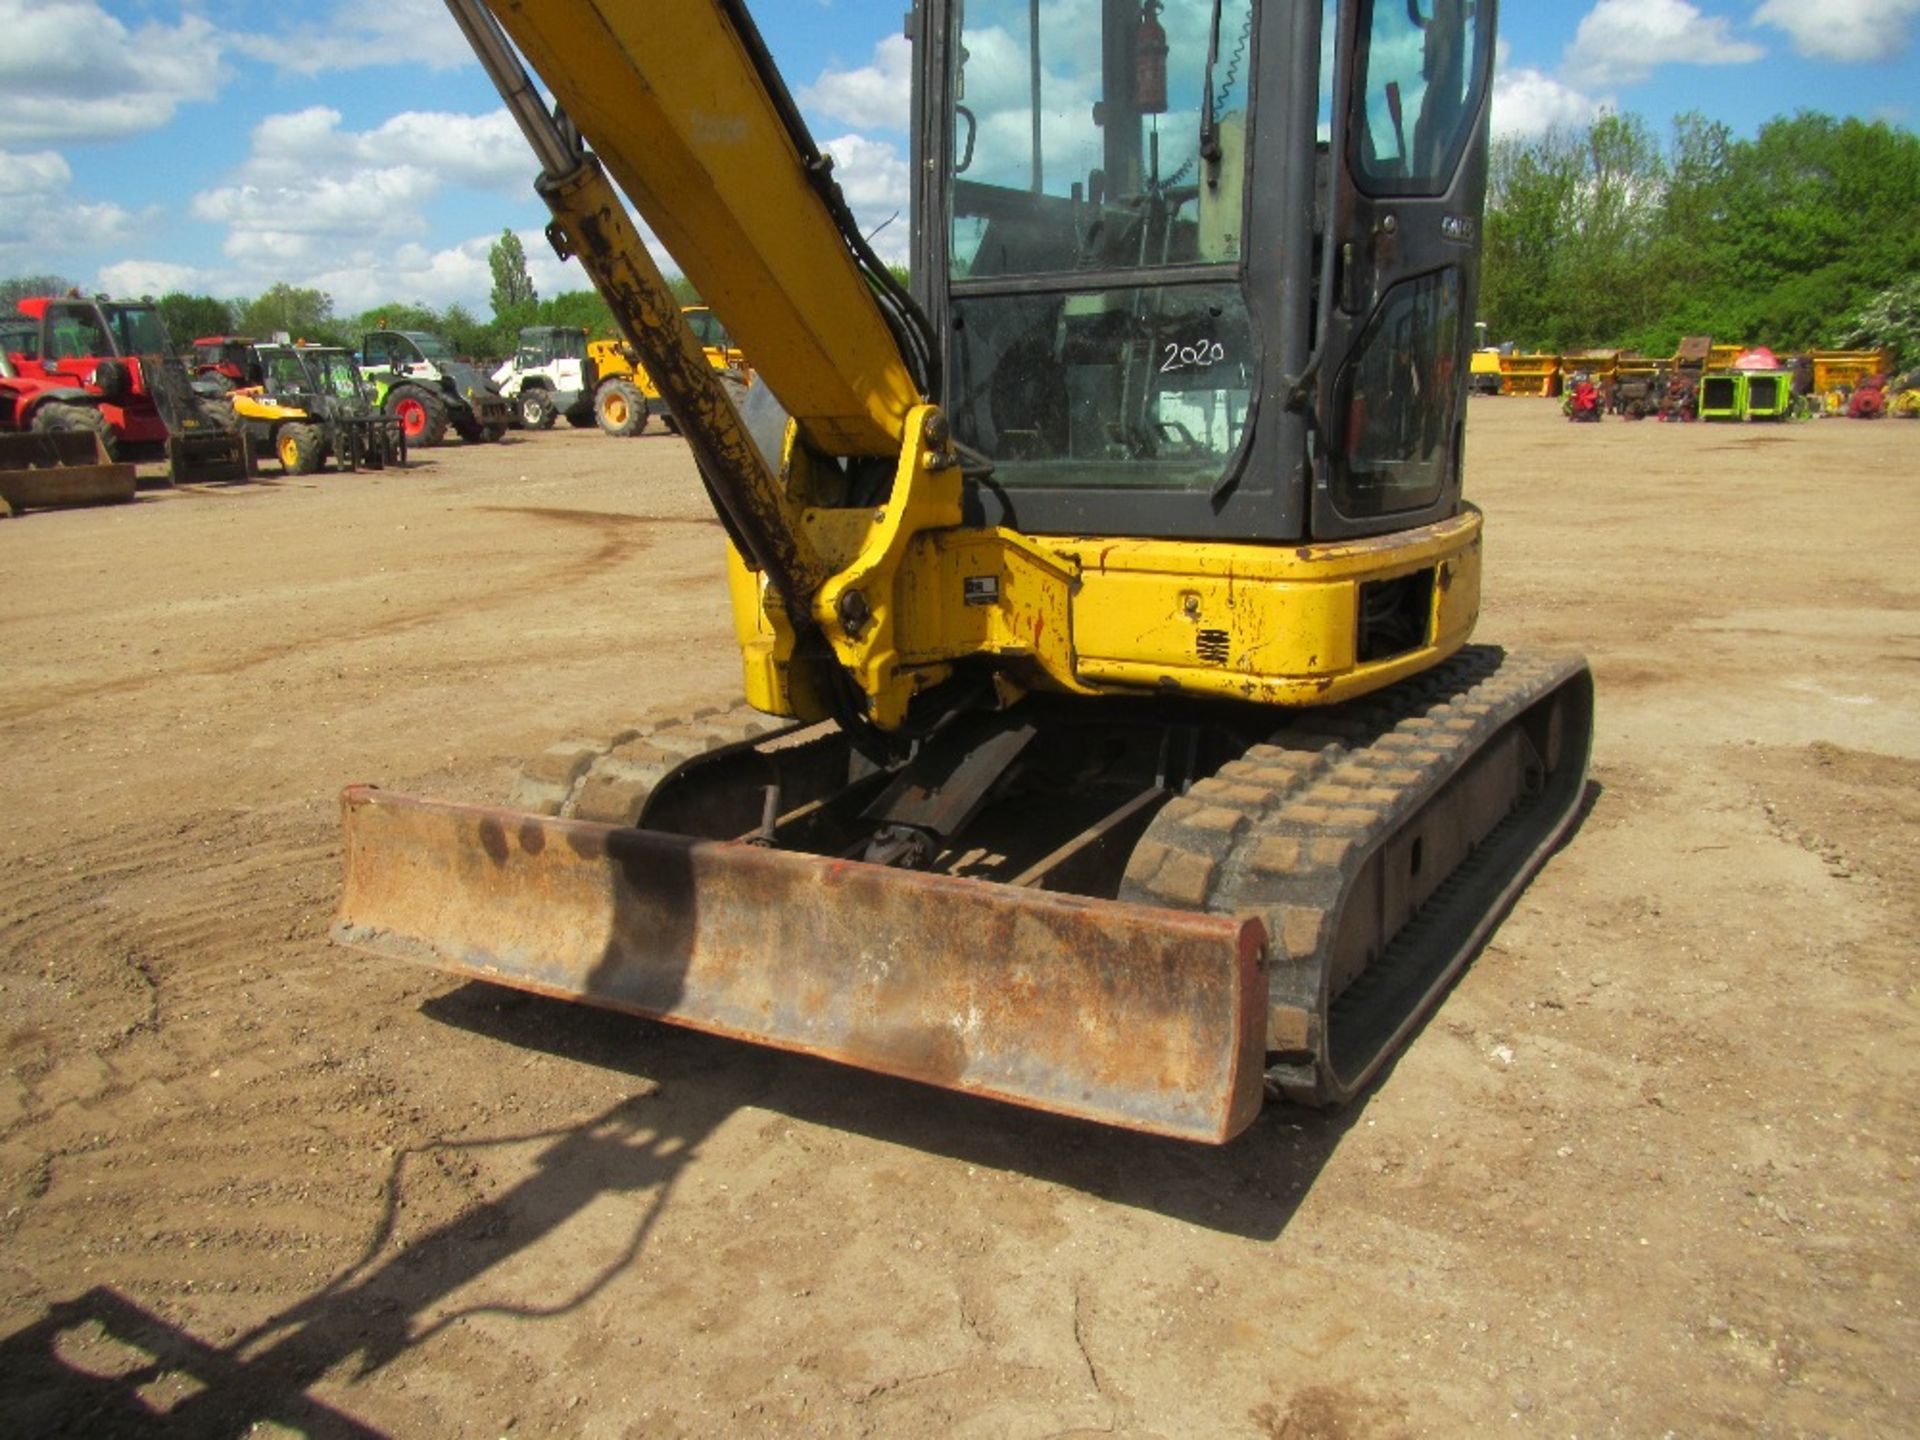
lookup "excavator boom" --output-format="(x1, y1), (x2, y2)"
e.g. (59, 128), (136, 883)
(476, 0), (922, 458)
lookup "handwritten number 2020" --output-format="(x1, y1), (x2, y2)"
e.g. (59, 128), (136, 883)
(1161, 340), (1227, 373)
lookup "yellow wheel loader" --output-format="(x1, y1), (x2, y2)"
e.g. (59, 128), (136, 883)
(588, 306), (750, 436)
(337, 0), (1593, 1144)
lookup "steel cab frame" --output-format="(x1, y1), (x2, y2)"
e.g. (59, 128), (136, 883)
(910, 0), (1497, 548)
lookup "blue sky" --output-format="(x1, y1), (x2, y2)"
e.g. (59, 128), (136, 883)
(2, 0), (1915, 316)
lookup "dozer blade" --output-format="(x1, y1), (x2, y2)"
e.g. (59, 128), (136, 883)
(335, 786), (1269, 1143)
(0, 432), (136, 513)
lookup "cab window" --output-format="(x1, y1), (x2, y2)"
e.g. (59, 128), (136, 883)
(47, 306), (108, 360)
(1351, 0), (1490, 194)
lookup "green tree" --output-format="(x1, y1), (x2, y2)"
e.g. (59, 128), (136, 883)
(239, 284), (339, 344)
(353, 302), (442, 336)
(156, 292), (235, 347)
(439, 303), (492, 360)
(1481, 127), (1585, 348)
(1685, 113), (1920, 349)
(1567, 113), (1667, 346)
(0, 274), (79, 309)
(1482, 114), (1669, 351)
(489, 229), (537, 316)
(539, 288), (618, 336)
(1480, 108), (1920, 357)
(1834, 275), (1920, 371)
(1639, 111), (1734, 350)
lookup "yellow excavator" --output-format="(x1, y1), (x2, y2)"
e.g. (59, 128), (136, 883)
(336, 0), (1592, 1144)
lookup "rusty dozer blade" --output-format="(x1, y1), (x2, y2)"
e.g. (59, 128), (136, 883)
(335, 786), (1269, 1143)
(0, 431), (136, 514)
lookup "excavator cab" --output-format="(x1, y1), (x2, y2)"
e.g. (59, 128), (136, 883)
(337, 0), (1590, 1144)
(924, 0), (1490, 544)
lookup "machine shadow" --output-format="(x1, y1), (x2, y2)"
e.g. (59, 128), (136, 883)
(0, 1085), (727, 1438)
(424, 980), (1366, 1244)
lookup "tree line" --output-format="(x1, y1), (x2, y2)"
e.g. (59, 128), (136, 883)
(8, 110), (1916, 370)
(1482, 109), (1919, 367)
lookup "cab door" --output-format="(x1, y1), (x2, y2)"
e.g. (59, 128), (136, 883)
(1312, 0), (1495, 541)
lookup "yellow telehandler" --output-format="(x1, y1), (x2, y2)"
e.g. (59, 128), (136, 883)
(336, 0), (1592, 1144)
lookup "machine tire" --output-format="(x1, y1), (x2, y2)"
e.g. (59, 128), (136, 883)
(595, 378), (648, 437)
(386, 384), (449, 447)
(275, 422), (324, 475)
(517, 389), (557, 430)
(31, 401), (118, 460)
(484, 421), (509, 443)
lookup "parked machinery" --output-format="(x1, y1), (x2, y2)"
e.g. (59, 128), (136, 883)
(233, 342), (407, 473)
(587, 305), (749, 436)
(1610, 365), (1664, 420)
(189, 335), (265, 392)
(1891, 371), (1920, 419)
(1, 294), (249, 482)
(1846, 374), (1891, 419)
(491, 324), (598, 429)
(1563, 373), (1605, 422)
(358, 328), (511, 447)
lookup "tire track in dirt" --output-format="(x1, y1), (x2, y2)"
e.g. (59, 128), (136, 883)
(0, 809), (336, 1093)
(0, 508), (699, 726)
(0, 801), (430, 1312)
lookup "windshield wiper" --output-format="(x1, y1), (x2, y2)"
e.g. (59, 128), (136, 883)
(1200, 0), (1224, 169)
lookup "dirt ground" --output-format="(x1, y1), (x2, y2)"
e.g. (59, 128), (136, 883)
(1, 401), (1915, 1437)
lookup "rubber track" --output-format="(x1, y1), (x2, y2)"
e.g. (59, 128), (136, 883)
(1120, 645), (1589, 1103)
(509, 698), (789, 823)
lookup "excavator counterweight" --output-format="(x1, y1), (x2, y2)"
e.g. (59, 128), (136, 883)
(336, 0), (1593, 1143)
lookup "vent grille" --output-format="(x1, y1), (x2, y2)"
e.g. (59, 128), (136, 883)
(1196, 629), (1231, 665)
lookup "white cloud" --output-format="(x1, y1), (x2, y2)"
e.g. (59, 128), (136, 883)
(0, 0), (223, 144)
(1492, 40), (1609, 137)
(226, 0), (473, 76)
(220, 107), (531, 195)
(0, 148), (71, 196)
(1754, 0), (1920, 62)
(293, 229), (582, 316)
(1563, 0), (1765, 88)
(186, 106), (533, 275)
(800, 35), (912, 132)
(1493, 68), (1609, 138)
(818, 133), (912, 264)
(0, 144), (144, 271)
(94, 259), (209, 299)
(147, 104), (558, 312)
(193, 170), (443, 249)
(88, 228), (584, 318)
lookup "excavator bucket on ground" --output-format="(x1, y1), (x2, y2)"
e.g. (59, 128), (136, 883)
(0, 431), (136, 516)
